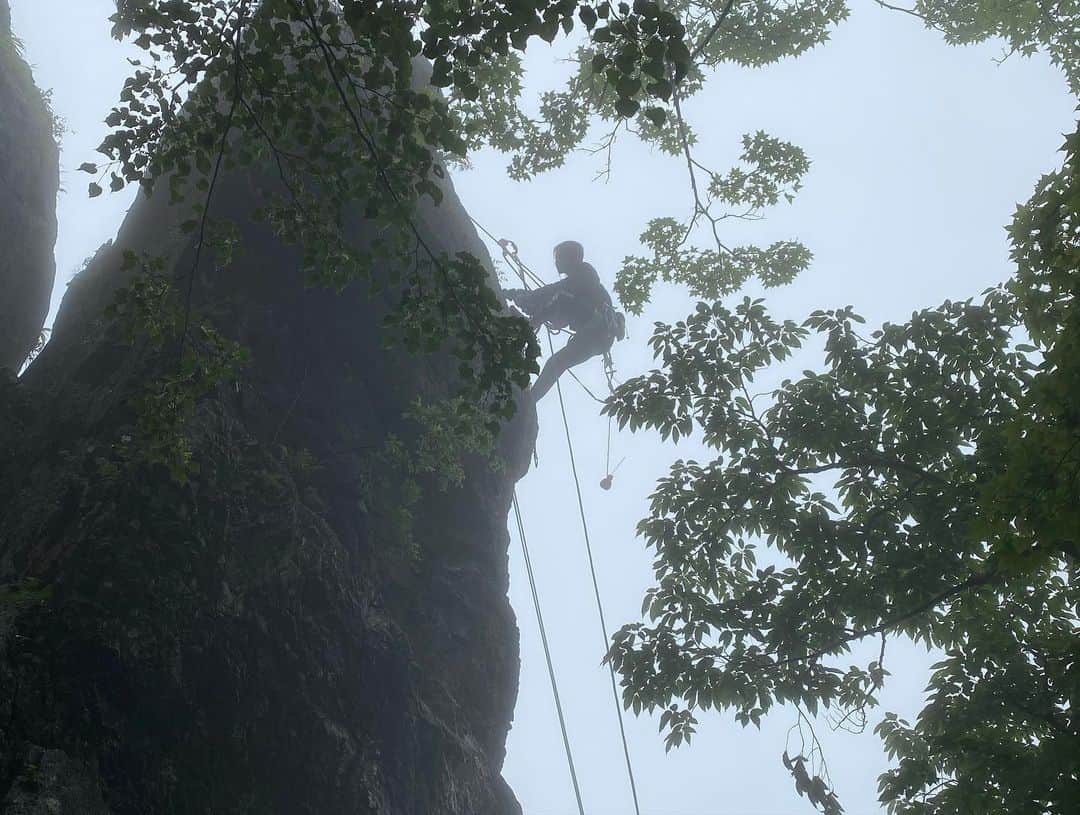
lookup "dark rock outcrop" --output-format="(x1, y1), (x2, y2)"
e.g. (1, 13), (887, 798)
(0, 87), (532, 815)
(0, 0), (59, 372)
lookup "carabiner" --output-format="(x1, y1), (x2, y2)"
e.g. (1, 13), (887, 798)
(498, 238), (520, 261)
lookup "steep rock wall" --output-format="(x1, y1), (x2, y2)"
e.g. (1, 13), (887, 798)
(0, 118), (533, 812)
(0, 0), (59, 372)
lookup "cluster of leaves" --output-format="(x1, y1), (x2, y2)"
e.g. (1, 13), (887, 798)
(785, 748), (844, 815)
(874, 122), (1080, 815)
(877, 0), (1080, 95)
(600, 5), (1080, 811)
(388, 250), (539, 430)
(988, 123), (1080, 566)
(436, 0), (848, 301)
(90, 0), (541, 436)
(357, 394), (507, 558)
(616, 130), (812, 313)
(104, 251), (249, 482)
(403, 396), (504, 490)
(451, 0), (848, 173)
(0, 22), (65, 142)
(607, 293), (1078, 811)
(0, 578), (53, 610)
(74, 0), (553, 486)
(606, 119), (1080, 811)
(88, 0), (848, 491)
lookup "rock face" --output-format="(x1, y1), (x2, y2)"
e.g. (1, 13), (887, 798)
(0, 95), (532, 815)
(0, 0), (59, 372)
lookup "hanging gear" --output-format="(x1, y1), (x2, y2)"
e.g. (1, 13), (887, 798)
(599, 413), (627, 490)
(603, 305), (626, 342)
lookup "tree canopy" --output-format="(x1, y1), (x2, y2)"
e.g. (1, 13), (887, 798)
(86, 0), (1080, 811)
(607, 131), (1080, 810)
(603, 21), (1080, 815)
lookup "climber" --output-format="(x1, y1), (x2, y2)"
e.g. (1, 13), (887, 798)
(505, 240), (625, 401)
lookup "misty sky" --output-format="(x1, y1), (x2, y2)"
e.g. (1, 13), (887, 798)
(11, 1), (1075, 813)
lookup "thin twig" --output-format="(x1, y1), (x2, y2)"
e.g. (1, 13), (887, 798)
(873, 0), (941, 30)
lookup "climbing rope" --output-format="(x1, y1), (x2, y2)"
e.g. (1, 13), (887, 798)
(470, 215), (547, 287)
(549, 333), (643, 815)
(570, 351), (620, 405)
(498, 238), (548, 290)
(512, 490), (587, 815)
(566, 368), (607, 405)
(471, 217), (641, 812)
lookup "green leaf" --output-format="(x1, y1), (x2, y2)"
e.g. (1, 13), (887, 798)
(614, 97), (640, 117)
(644, 107), (666, 127)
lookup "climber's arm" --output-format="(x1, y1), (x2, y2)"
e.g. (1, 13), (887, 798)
(504, 279), (570, 320)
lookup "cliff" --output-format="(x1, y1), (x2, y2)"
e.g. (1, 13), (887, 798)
(0, 0), (59, 372)
(0, 62), (533, 815)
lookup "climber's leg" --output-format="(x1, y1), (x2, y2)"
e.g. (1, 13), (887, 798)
(531, 329), (610, 401)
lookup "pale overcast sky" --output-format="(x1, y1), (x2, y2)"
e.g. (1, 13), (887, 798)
(11, 1), (1075, 813)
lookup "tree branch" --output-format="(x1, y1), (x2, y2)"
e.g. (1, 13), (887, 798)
(873, 0), (947, 34)
(772, 564), (1001, 669)
(177, 1), (250, 367)
(690, 0), (738, 61)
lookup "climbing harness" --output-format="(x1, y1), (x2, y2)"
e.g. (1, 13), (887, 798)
(488, 227), (622, 396)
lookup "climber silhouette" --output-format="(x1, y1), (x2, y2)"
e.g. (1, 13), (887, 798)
(505, 240), (625, 401)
